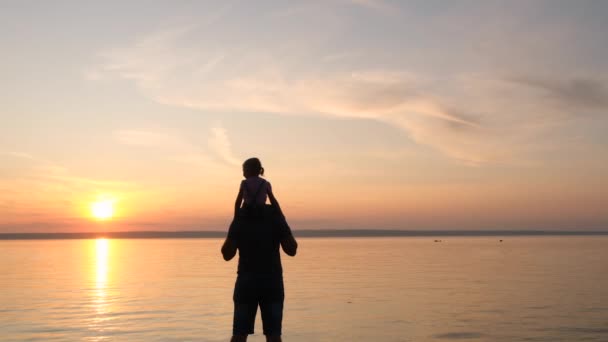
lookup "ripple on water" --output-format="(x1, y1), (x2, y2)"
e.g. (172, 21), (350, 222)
(433, 332), (485, 339)
(554, 327), (608, 334)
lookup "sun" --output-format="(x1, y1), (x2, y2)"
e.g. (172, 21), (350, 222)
(91, 200), (114, 220)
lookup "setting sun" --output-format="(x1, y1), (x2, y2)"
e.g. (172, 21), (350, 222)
(91, 200), (114, 220)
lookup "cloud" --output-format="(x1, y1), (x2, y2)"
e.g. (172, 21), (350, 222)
(114, 128), (212, 167)
(342, 0), (396, 13)
(509, 77), (608, 111)
(344, 0), (383, 7)
(95, 28), (493, 162)
(0, 150), (132, 189)
(1, 151), (69, 176)
(89, 19), (608, 165)
(208, 124), (240, 166)
(0, 151), (37, 160)
(114, 130), (183, 147)
(114, 126), (240, 167)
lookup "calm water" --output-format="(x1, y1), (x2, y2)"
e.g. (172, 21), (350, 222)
(1, 237), (607, 341)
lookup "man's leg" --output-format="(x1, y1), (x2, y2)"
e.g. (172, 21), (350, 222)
(260, 300), (283, 341)
(232, 302), (256, 340)
(233, 274), (257, 341)
(259, 273), (284, 341)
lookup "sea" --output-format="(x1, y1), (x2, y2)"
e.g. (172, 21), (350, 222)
(1, 236), (607, 341)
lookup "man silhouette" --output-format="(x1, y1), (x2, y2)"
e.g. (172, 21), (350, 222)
(222, 208), (298, 342)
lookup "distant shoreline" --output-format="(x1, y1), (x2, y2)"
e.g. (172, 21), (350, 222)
(1, 229), (607, 240)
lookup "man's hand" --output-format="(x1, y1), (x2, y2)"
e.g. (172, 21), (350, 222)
(221, 237), (237, 261)
(280, 234), (298, 257)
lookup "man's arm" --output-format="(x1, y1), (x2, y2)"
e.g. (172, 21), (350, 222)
(234, 186), (243, 219)
(268, 190), (284, 218)
(221, 237), (237, 261)
(268, 187), (296, 256)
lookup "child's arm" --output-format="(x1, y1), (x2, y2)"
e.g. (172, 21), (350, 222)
(234, 185), (244, 219)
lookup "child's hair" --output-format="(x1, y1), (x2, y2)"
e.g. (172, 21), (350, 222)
(243, 157), (264, 176)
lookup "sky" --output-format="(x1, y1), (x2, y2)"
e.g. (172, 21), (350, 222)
(1, 0), (607, 232)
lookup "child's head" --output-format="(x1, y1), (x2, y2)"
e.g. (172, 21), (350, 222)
(242, 157), (264, 178)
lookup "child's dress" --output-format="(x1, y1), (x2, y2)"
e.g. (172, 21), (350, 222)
(235, 176), (274, 222)
(232, 176), (290, 234)
(241, 176), (271, 208)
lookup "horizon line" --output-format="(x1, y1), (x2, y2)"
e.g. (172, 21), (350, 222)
(1, 229), (608, 240)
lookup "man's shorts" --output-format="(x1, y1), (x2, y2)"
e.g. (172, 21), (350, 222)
(233, 273), (284, 336)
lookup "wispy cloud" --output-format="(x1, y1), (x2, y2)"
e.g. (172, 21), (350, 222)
(93, 30), (494, 163)
(208, 124), (240, 166)
(509, 77), (608, 112)
(1, 150), (132, 188)
(341, 0), (397, 14)
(114, 126), (240, 167)
(114, 130), (183, 147)
(1, 151), (68, 175)
(89, 13), (608, 166)
(114, 128), (212, 167)
(0, 151), (37, 160)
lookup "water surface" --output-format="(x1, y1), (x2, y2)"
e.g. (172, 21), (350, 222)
(1, 237), (607, 341)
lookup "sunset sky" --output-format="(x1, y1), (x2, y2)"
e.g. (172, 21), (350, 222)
(1, 0), (607, 232)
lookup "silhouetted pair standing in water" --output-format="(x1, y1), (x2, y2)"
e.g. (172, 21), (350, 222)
(222, 158), (298, 342)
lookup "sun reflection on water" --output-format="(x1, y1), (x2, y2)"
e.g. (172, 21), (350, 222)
(95, 238), (109, 290)
(90, 238), (111, 338)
